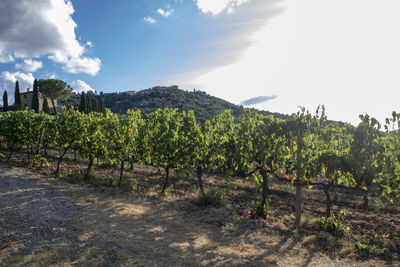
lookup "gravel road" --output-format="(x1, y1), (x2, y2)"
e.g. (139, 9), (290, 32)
(0, 167), (85, 261)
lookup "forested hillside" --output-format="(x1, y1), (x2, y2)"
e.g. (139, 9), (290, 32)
(59, 86), (289, 122)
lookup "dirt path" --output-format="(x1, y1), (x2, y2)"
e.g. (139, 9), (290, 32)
(0, 165), (395, 266)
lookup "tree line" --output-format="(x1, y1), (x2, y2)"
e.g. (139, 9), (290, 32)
(0, 106), (399, 226)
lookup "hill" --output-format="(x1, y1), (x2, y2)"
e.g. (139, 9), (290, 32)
(59, 85), (289, 122)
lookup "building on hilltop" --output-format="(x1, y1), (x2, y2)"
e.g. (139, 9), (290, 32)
(20, 90), (57, 114)
(152, 85), (179, 91)
(124, 90), (136, 96)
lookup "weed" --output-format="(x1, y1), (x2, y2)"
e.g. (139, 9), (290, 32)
(83, 171), (97, 181)
(313, 209), (350, 233)
(355, 241), (369, 257)
(197, 188), (223, 206)
(28, 154), (51, 168)
(163, 184), (174, 196)
(65, 170), (98, 182)
(373, 233), (393, 239)
(120, 180), (137, 191)
(65, 170), (83, 180)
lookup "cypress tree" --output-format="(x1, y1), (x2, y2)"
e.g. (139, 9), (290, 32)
(31, 79), (40, 113)
(84, 93), (89, 113)
(14, 80), (21, 110)
(99, 92), (105, 115)
(3, 90), (8, 111)
(42, 97), (50, 114)
(79, 92), (86, 112)
(85, 94), (90, 113)
(89, 96), (94, 113)
(92, 97), (98, 113)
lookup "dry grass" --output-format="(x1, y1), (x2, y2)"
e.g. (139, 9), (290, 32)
(1, 147), (399, 266)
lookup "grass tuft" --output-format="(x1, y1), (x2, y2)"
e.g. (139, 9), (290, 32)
(197, 189), (223, 206)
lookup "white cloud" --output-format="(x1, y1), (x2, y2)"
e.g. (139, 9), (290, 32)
(15, 59), (43, 72)
(0, 71), (35, 104)
(157, 7), (174, 17)
(0, 53), (14, 63)
(0, 0), (101, 75)
(194, 0), (250, 15)
(50, 55), (101, 76)
(86, 41), (93, 48)
(144, 16), (157, 24)
(71, 80), (95, 94)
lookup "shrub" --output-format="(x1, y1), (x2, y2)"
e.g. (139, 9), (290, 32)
(65, 170), (98, 182)
(163, 184), (174, 196)
(314, 209), (350, 233)
(197, 189), (223, 206)
(118, 180), (137, 191)
(355, 241), (369, 257)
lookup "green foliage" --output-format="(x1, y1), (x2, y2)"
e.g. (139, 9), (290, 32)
(2, 105), (400, 228)
(314, 209), (350, 232)
(349, 114), (384, 191)
(146, 108), (183, 180)
(99, 92), (105, 115)
(210, 110), (236, 173)
(0, 110), (50, 157)
(163, 184), (174, 196)
(3, 90), (8, 109)
(197, 188), (223, 206)
(355, 241), (368, 250)
(78, 92), (106, 114)
(103, 109), (144, 183)
(14, 81), (21, 110)
(60, 87), (291, 122)
(76, 111), (106, 175)
(119, 181), (137, 191)
(253, 172), (270, 217)
(102, 157), (120, 169)
(233, 110), (287, 217)
(104, 110), (143, 162)
(39, 79), (72, 114)
(42, 97), (50, 114)
(99, 87), (290, 122)
(286, 106), (328, 183)
(29, 154), (51, 168)
(354, 241), (369, 257)
(78, 92), (85, 113)
(32, 79), (40, 113)
(381, 111), (400, 203)
(52, 108), (84, 149)
(52, 107), (85, 174)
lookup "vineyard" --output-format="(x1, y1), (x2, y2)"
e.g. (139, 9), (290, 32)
(1, 107), (400, 263)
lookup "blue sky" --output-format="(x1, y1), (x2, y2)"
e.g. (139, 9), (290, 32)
(1, 0), (400, 125)
(0, 0), (277, 94)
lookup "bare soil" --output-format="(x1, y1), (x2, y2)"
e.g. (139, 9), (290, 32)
(0, 148), (399, 266)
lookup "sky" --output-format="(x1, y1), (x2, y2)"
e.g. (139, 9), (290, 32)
(0, 0), (400, 125)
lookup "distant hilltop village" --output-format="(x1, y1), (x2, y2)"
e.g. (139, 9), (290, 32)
(112, 85), (207, 96)
(121, 85), (179, 96)
(75, 85), (207, 97)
